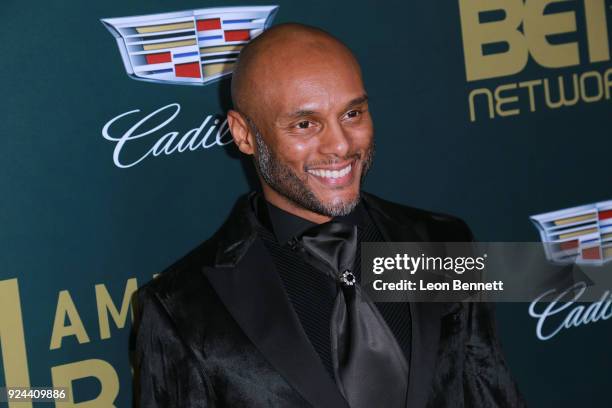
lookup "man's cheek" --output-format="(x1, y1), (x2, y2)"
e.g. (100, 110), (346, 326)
(347, 128), (372, 148)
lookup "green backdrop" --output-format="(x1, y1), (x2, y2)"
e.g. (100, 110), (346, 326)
(1, 0), (611, 406)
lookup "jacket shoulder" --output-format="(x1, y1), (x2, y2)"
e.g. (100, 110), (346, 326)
(137, 193), (255, 302)
(137, 233), (220, 306)
(132, 235), (227, 366)
(362, 192), (474, 242)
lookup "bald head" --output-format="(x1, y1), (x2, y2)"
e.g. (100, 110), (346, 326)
(226, 23), (373, 223)
(230, 23), (361, 115)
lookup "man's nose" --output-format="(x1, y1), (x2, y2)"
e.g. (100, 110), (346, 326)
(319, 120), (350, 157)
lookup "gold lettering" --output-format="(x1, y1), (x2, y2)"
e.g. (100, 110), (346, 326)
(580, 70), (604, 103)
(605, 68), (612, 99)
(50, 290), (90, 350)
(523, 0), (579, 68)
(0, 279), (32, 408)
(544, 74), (580, 108)
(518, 79), (543, 112)
(95, 278), (137, 340)
(468, 87), (495, 122)
(51, 359), (119, 407)
(584, 0), (610, 63)
(495, 83), (521, 116)
(459, 0), (528, 81)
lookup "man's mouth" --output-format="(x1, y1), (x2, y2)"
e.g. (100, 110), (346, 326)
(306, 162), (355, 186)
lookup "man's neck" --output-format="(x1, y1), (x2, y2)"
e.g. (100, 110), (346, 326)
(261, 185), (332, 224)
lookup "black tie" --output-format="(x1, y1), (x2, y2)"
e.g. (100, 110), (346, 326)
(291, 222), (409, 408)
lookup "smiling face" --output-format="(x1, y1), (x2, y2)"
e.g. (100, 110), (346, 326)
(228, 25), (375, 223)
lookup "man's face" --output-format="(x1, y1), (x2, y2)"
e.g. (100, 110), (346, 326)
(248, 50), (374, 217)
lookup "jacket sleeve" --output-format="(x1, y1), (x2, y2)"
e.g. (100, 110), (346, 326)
(132, 285), (215, 408)
(456, 219), (525, 406)
(463, 302), (526, 407)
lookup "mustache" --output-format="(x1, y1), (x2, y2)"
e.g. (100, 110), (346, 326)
(304, 152), (363, 169)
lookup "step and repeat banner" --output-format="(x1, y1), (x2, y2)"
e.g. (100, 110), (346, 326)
(1, 0), (611, 406)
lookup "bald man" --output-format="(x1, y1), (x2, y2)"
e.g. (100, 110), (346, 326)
(133, 24), (524, 408)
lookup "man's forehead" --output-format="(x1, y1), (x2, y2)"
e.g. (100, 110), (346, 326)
(275, 91), (369, 120)
(259, 62), (365, 113)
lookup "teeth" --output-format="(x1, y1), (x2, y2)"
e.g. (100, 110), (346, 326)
(308, 164), (352, 179)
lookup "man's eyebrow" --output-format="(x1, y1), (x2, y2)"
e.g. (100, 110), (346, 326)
(283, 95), (369, 120)
(285, 109), (317, 120)
(344, 94), (369, 110)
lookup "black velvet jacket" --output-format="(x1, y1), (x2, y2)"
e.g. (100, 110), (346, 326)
(132, 192), (525, 407)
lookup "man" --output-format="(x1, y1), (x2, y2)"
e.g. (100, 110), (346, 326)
(133, 23), (524, 407)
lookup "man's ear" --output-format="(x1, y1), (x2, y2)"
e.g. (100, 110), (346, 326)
(227, 110), (256, 155)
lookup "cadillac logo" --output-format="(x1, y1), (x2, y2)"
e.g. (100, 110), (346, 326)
(101, 6), (278, 85)
(531, 200), (612, 265)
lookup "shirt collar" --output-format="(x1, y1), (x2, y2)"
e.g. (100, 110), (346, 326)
(255, 193), (369, 245)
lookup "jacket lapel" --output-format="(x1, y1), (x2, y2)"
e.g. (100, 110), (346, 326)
(202, 194), (349, 408)
(362, 192), (443, 408)
(202, 192), (444, 408)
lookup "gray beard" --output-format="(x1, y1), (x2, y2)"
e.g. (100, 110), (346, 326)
(252, 128), (374, 217)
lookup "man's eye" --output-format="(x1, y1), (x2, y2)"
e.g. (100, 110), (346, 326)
(346, 110), (361, 119)
(297, 121), (311, 129)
